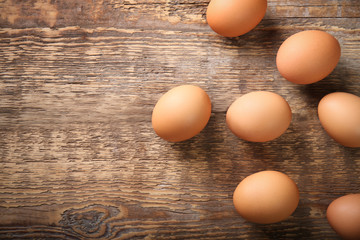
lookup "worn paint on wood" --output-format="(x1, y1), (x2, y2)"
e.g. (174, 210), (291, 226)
(0, 0), (360, 239)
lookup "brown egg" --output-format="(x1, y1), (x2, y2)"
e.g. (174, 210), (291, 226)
(276, 30), (341, 84)
(318, 92), (360, 147)
(152, 85), (211, 142)
(327, 194), (360, 240)
(226, 91), (292, 142)
(233, 171), (299, 224)
(206, 0), (267, 37)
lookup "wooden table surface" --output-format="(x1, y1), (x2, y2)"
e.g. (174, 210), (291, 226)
(0, 0), (359, 239)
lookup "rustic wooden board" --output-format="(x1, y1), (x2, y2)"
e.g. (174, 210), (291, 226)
(0, 0), (359, 239)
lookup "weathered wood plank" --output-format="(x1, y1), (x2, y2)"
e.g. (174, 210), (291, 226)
(0, 0), (359, 29)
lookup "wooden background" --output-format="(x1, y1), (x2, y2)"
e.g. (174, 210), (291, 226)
(0, 0), (359, 239)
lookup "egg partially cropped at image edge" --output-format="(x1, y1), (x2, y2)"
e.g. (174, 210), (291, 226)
(318, 92), (360, 147)
(226, 91), (292, 142)
(233, 171), (299, 224)
(206, 0), (267, 37)
(327, 194), (360, 239)
(276, 30), (341, 84)
(152, 85), (211, 142)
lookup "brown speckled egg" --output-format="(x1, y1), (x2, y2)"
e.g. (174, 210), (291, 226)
(233, 171), (299, 224)
(276, 30), (341, 84)
(318, 92), (360, 147)
(152, 85), (211, 142)
(327, 194), (360, 239)
(226, 91), (292, 142)
(206, 0), (267, 37)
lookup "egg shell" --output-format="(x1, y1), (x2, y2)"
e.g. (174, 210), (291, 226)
(318, 92), (360, 147)
(233, 171), (299, 224)
(206, 0), (267, 37)
(152, 85), (211, 142)
(226, 91), (292, 142)
(327, 194), (360, 240)
(276, 30), (341, 84)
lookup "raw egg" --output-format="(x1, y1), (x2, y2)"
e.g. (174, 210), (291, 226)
(233, 171), (299, 224)
(152, 85), (211, 142)
(276, 30), (341, 84)
(206, 0), (267, 37)
(327, 194), (360, 239)
(226, 91), (292, 142)
(318, 92), (360, 147)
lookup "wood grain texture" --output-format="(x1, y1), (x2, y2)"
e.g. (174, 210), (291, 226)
(0, 0), (360, 239)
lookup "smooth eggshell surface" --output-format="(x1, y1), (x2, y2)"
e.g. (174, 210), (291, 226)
(226, 91), (292, 142)
(206, 0), (267, 37)
(327, 194), (360, 240)
(152, 85), (211, 142)
(233, 171), (299, 224)
(276, 30), (341, 84)
(318, 92), (360, 147)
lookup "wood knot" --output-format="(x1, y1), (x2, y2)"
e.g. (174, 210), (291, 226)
(59, 204), (125, 238)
